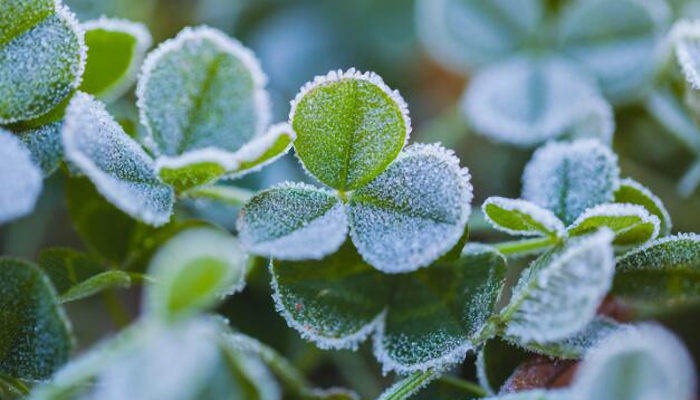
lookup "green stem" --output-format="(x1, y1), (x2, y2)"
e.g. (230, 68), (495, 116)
(493, 236), (557, 256)
(183, 185), (254, 207)
(377, 369), (438, 400)
(438, 376), (488, 398)
(0, 374), (30, 397)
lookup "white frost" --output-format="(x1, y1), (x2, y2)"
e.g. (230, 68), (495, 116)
(672, 19), (700, 89)
(0, 129), (43, 225)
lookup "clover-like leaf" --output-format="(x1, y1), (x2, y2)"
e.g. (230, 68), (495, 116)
(137, 26), (270, 157)
(79, 18), (152, 102)
(522, 139), (619, 226)
(0, 258), (72, 381)
(415, 0), (543, 72)
(614, 178), (672, 236)
(144, 227), (248, 322)
(348, 143), (472, 273)
(62, 92), (174, 226)
(290, 68), (411, 191)
(484, 390), (571, 400)
(572, 324), (696, 400)
(463, 56), (608, 148)
(0, 0), (86, 123)
(612, 233), (700, 315)
(672, 20), (700, 89)
(0, 129), (43, 225)
(501, 229), (615, 343)
(567, 204), (660, 246)
(237, 183), (348, 260)
(17, 122), (63, 176)
(271, 243), (506, 373)
(559, 0), (670, 104)
(482, 197), (566, 238)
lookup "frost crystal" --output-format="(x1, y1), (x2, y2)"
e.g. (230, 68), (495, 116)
(0, 129), (43, 225)
(567, 203), (660, 246)
(672, 19), (700, 89)
(522, 139), (620, 225)
(482, 197), (567, 238)
(62, 92), (174, 226)
(348, 143), (472, 273)
(18, 122), (64, 176)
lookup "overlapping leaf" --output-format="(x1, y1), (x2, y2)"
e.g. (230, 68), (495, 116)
(482, 197), (566, 238)
(17, 122), (64, 176)
(0, 129), (43, 225)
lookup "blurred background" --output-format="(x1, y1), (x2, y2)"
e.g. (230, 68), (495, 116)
(2, 0), (700, 397)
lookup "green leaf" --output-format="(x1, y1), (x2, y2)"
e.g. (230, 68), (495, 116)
(567, 204), (660, 246)
(271, 243), (506, 373)
(476, 338), (530, 395)
(137, 26), (270, 157)
(0, 258), (72, 381)
(290, 68), (410, 191)
(79, 18), (151, 102)
(184, 185), (253, 207)
(482, 197), (566, 239)
(17, 122), (63, 176)
(0, 129), (43, 225)
(559, 0), (670, 104)
(144, 227), (249, 321)
(612, 233), (700, 315)
(237, 183), (348, 260)
(522, 139), (619, 225)
(38, 248), (131, 303)
(501, 229), (615, 343)
(0, 0), (86, 123)
(62, 92), (174, 226)
(348, 144), (472, 273)
(614, 178), (672, 236)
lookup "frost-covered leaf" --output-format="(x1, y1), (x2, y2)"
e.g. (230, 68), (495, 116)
(559, 0), (670, 104)
(38, 248), (130, 303)
(271, 243), (506, 373)
(17, 122), (63, 176)
(482, 197), (566, 239)
(612, 233), (700, 315)
(290, 68), (411, 191)
(477, 338), (530, 395)
(137, 26), (270, 156)
(567, 204), (660, 247)
(415, 0), (543, 72)
(79, 18), (151, 102)
(672, 20), (700, 89)
(145, 227), (248, 321)
(348, 144), (472, 273)
(224, 122), (296, 178)
(0, 0), (86, 123)
(501, 229), (615, 343)
(522, 139), (619, 226)
(572, 324), (696, 400)
(0, 129), (43, 225)
(62, 92), (174, 226)
(645, 85), (700, 153)
(483, 390), (571, 400)
(463, 56), (606, 148)
(0, 258), (72, 381)
(237, 183), (347, 260)
(614, 178), (672, 236)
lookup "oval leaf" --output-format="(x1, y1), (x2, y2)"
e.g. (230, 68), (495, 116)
(17, 122), (64, 176)
(237, 183), (348, 261)
(62, 92), (174, 226)
(482, 197), (566, 238)
(290, 68), (411, 191)
(348, 143), (472, 273)
(614, 178), (672, 236)
(567, 203), (660, 246)
(0, 129), (43, 225)
(522, 139), (619, 225)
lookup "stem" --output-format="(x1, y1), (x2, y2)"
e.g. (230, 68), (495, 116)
(183, 185), (254, 207)
(493, 236), (557, 256)
(438, 376), (488, 398)
(101, 289), (130, 329)
(377, 369), (438, 400)
(0, 374), (30, 397)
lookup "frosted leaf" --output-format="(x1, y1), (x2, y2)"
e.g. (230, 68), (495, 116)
(672, 20), (700, 89)
(0, 258), (72, 381)
(567, 203), (660, 247)
(224, 122), (296, 179)
(348, 143), (472, 273)
(645, 86), (700, 152)
(62, 92), (175, 226)
(290, 68), (411, 191)
(559, 0), (670, 104)
(483, 390), (571, 400)
(0, 129), (43, 224)
(560, 97), (615, 146)
(0, 1), (86, 123)
(522, 139), (620, 225)
(476, 338), (530, 395)
(80, 18), (152, 102)
(614, 178), (672, 236)
(482, 197), (566, 239)
(137, 26), (270, 156)
(415, 0), (543, 72)
(17, 122), (63, 176)
(144, 227), (248, 322)
(612, 233), (700, 315)
(502, 229), (615, 343)
(572, 324), (696, 400)
(237, 183), (348, 260)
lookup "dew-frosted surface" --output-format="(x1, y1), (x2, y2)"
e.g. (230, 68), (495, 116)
(0, 4), (85, 123)
(62, 92), (174, 226)
(18, 122), (63, 176)
(237, 183), (348, 260)
(503, 229), (615, 343)
(614, 177), (672, 236)
(138, 26), (270, 156)
(0, 129), (43, 225)
(673, 20), (700, 89)
(567, 203), (660, 246)
(348, 143), (472, 273)
(482, 197), (566, 238)
(464, 56), (603, 148)
(522, 139), (619, 226)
